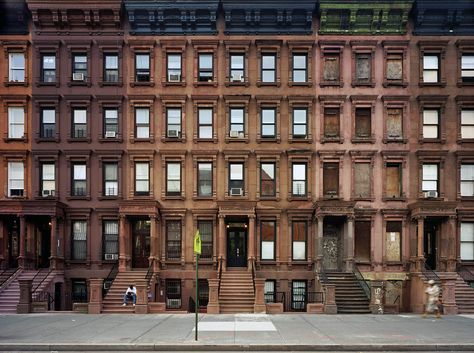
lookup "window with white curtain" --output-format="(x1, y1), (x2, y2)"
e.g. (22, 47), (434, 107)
(41, 163), (55, 195)
(72, 109), (87, 138)
(72, 164), (86, 196)
(72, 221), (87, 260)
(461, 222), (474, 261)
(135, 162), (149, 195)
(135, 108), (150, 138)
(166, 162), (181, 196)
(292, 221), (307, 260)
(103, 221), (119, 260)
(103, 163), (118, 196)
(8, 107), (24, 139)
(8, 162), (24, 197)
(461, 55), (474, 83)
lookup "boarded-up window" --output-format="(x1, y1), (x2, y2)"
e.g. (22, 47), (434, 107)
(354, 163), (371, 198)
(323, 55), (340, 81)
(386, 221), (402, 262)
(355, 221), (371, 262)
(386, 108), (403, 139)
(324, 107), (340, 138)
(386, 163), (401, 198)
(355, 54), (371, 82)
(386, 54), (403, 81)
(323, 163), (339, 196)
(355, 108), (371, 138)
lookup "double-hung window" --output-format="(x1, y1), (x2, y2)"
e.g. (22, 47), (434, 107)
(260, 163), (276, 197)
(229, 107), (244, 138)
(167, 54), (182, 82)
(461, 164), (474, 197)
(103, 163), (118, 197)
(423, 55), (439, 83)
(41, 163), (55, 196)
(292, 222), (307, 261)
(72, 109), (87, 138)
(72, 54), (87, 80)
(72, 164), (86, 196)
(230, 54), (244, 82)
(41, 55), (56, 83)
(103, 108), (118, 138)
(261, 108), (276, 138)
(261, 220), (276, 260)
(229, 163), (244, 196)
(135, 108), (150, 139)
(72, 221), (87, 260)
(135, 162), (149, 196)
(461, 109), (474, 139)
(8, 107), (24, 139)
(198, 53), (213, 82)
(104, 54), (119, 82)
(166, 162), (181, 196)
(9, 53), (25, 82)
(198, 221), (213, 260)
(422, 164), (438, 195)
(135, 54), (150, 82)
(103, 221), (119, 261)
(461, 222), (474, 261)
(423, 109), (439, 139)
(198, 108), (213, 139)
(166, 221), (181, 260)
(166, 108), (181, 138)
(292, 163), (307, 197)
(292, 54), (307, 83)
(41, 108), (55, 138)
(197, 162), (212, 197)
(261, 54), (276, 83)
(8, 162), (24, 197)
(461, 55), (474, 83)
(293, 108), (307, 138)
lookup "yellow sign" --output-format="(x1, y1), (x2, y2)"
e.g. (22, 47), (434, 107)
(194, 230), (201, 255)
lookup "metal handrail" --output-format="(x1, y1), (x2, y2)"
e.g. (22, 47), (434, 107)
(319, 266), (329, 284)
(458, 265), (474, 283)
(353, 265), (371, 300)
(422, 262), (441, 286)
(307, 291), (324, 304)
(0, 267), (19, 289)
(217, 257), (223, 295)
(145, 263), (153, 284)
(33, 268), (53, 293)
(251, 258), (256, 294)
(102, 261), (118, 298)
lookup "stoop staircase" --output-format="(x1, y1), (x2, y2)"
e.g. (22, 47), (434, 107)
(101, 270), (148, 313)
(326, 272), (371, 314)
(455, 275), (474, 314)
(219, 270), (255, 313)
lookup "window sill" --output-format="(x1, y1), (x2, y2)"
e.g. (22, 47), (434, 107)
(193, 196), (215, 201)
(130, 138), (155, 144)
(289, 196), (309, 201)
(224, 195), (249, 201)
(418, 138), (446, 144)
(225, 81), (249, 87)
(459, 196), (474, 201)
(457, 82), (474, 87)
(351, 81), (375, 88)
(225, 137), (249, 143)
(193, 138), (217, 144)
(322, 195), (340, 200)
(102, 259), (119, 264)
(352, 197), (374, 202)
(163, 81), (186, 87)
(321, 136), (343, 144)
(3, 137), (27, 143)
(257, 82), (280, 87)
(68, 260), (87, 264)
(418, 196), (443, 202)
(98, 196), (120, 201)
(67, 81), (91, 87)
(457, 138), (474, 144)
(34, 195), (59, 201)
(383, 81), (408, 88)
(382, 196), (407, 202)
(257, 137), (280, 143)
(419, 82), (446, 88)
(383, 137), (407, 144)
(320, 82), (343, 88)
(99, 81), (123, 87)
(289, 137), (312, 144)
(384, 261), (403, 266)
(260, 260), (277, 264)
(163, 195), (185, 201)
(35, 137), (59, 143)
(288, 82), (312, 87)
(130, 82), (155, 87)
(6, 196), (26, 200)
(36, 81), (59, 87)
(66, 196), (91, 201)
(4, 81), (28, 87)
(355, 260), (372, 265)
(351, 137), (375, 144)
(258, 196), (279, 201)
(67, 138), (91, 143)
(133, 194), (152, 199)
(98, 137), (123, 143)
(194, 81), (217, 87)
(161, 137), (185, 143)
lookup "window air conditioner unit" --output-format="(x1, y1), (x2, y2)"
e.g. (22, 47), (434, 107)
(229, 130), (240, 138)
(72, 73), (84, 81)
(168, 73), (181, 82)
(424, 190), (438, 198)
(10, 189), (24, 197)
(105, 131), (116, 138)
(230, 187), (243, 196)
(231, 74), (243, 82)
(42, 189), (55, 197)
(104, 253), (118, 261)
(168, 129), (179, 138)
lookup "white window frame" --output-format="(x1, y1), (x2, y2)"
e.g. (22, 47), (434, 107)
(8, 161), (24, 197)
(8, 107), (24, 139)
(9, 53), (25, 82)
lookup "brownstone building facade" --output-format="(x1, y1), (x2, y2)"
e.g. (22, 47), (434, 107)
(0, 0), (473, 314)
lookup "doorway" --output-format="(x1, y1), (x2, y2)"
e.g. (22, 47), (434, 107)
(322, 218), (343, 271)
(37, 220), (51, 268)
(5, 217), (19, 268)
(424, 220), (439, 270)
(132, 219), (150, 268)
(227, 223), (247, 267)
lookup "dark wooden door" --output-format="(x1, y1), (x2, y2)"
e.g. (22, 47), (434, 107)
(227, 228), (247, 267)
(7, 218), (19, 268)
(132, 220), (150, 268)
(323, 222), (341, 271)
(38, 223), (51, 268)
(424, 222), (437, 270)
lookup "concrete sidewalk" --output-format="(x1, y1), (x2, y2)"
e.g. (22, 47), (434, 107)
(0, 313), (474, 351)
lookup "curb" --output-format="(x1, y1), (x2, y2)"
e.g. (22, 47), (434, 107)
(2, 343), (474, 351)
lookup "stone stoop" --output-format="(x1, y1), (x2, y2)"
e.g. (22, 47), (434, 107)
(218, 270), (255, 313)
(101, 270), (148, 313)
(326, 272), (371, 314)
(455, 275), (474, 314)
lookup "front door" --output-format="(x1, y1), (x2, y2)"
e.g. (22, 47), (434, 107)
(132, 220), (150, 268)
(227, 227), (247, 267)
(322, 221), (341, 271)
(37, 222), (51, 268)
(424, 221), (438, 270)
(6, 217), (19, 268)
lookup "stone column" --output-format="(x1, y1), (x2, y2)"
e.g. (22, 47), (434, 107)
(369, 281), (384, 314)
(441, 276), (458, 315)
(207, 278), (220, 314)
(218, 215), (226, 271)
(149, 215), (160, 272)
(447, 216), (457, 272)
(119, 215), (127, 272)
(50, 217), (58, 270)
(17, 279), (32, 313)
(88, 278), (103, 314)
(248, 215), (255, 270)
(323, 284), (337, 314)
(254, 278), (266, 313)
(345, 216), (354, 272)
(316, 216), (323, 272)
(415, 217), (425, 272)
(18, 215), (26, 268)
(135, 279), (148, 314)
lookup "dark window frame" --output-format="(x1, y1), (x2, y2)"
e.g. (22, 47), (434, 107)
(103, 162), (118, 197)
(197, 221), (213, 260)
(71, 108), (87, 139)
(134, 162), (150, 196)
(166, 221), (182, 260)
(72, 53), (88, 78)
(261, 107), (276, 138)
(292, 107), (308, 139)
(71, 163), (87, 197)
(103, 108), (118, 138)
(41, 54), (56, 83)
(71, 220), (87, 261)
(228, 162), (245, 196)
(40, 162), (55, 195)
(40, 107), (56, 138)
(197, 162), (213, 197)
(198, 53), (214, 82)
(166, 107), (182, 138)
(135, 107), (150, 139)
(167, 53), (182, 82)
(291, 163), (307, 197)
(261, 53), (276, 83)
(135, 53), (150, 82)
(102, 220), (119, 261)
(229, 107), (245, 136)
(292, 53), (308, 83)
(230, 53), (245, 82)
(103, 53), (119, 83)
(198, 107), (213, 139)
(166, 162), (181, 196)
(260, 162), (276, 198)
(423, 54), (440, 83)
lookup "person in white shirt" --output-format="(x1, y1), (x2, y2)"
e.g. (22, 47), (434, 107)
(122, 285), (137, 306)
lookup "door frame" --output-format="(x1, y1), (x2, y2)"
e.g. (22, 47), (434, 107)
(424, 220), (439, 270)
(131, 219), (151, 268)
(226, 226), (247, 267)
(322, 218), (343, 272)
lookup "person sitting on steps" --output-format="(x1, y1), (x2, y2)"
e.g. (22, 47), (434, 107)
(122, 284), (137, 306)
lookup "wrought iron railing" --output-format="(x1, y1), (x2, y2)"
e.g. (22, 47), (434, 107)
(422, 262), (442, 287)
(217, 257), (223, 295)
(0, 267), (19, 289)
(251, 258), (256, 294)
(32, 268), (53, 294)
(145, 263), (153, 284)
(281, 291), (324, 312)
(32, 291), (54, 310)
(458, 265), (474, 283)
(353, 265), (371, 300)
(102, 261), (118, 298)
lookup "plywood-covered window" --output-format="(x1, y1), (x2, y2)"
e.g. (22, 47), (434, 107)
(355, 221), (371, 262)
(386, 54), (403, 81)
(355, 108), (371, 138)
(323, 163), (339, 197)
(323, 54), (340, 82)
(386, 163), (402, 198)
(324, 107), (340, 138)
(355, 54), (371, 83)
(354, 163), (371, 198)
(386, 221), (402, 262)
(386, 108), (403, 140)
